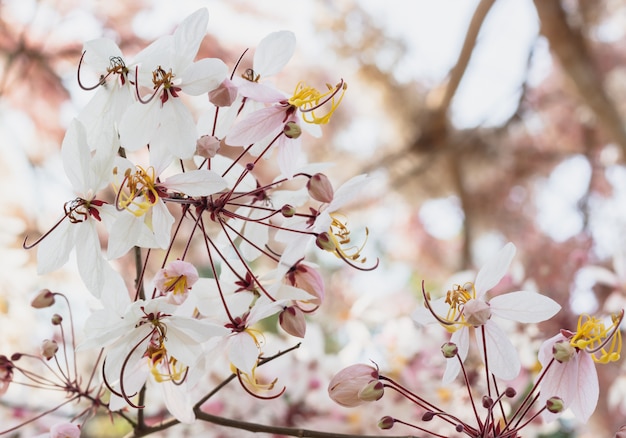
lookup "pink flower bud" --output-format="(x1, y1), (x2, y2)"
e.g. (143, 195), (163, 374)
(50, 422), (81, 438)
(283, 121), (302, 139)
(279, 306), (306, 338)
(31, 289), (55, 309)
(315, 232), (336, 252)
(41, 339), (58, 360)
(208, 78), (238, 107)
(546, 396), (564, 413)
(196, 135), (221, 158)
(307, 173), (334, 203)
(378, 416), (395, 430)
(615, 425), (626, 438)
(0, 355), (14, 396)
(328, 363), (380, 407)
(287, 262), (325, 306)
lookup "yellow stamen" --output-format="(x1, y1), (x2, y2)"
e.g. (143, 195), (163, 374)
(288, 80), (346, 125)
(152, 66), (175, 90)
(114, 165), (160, 217)
(570, 312), (623, 364)
(327, 213), (369, 264)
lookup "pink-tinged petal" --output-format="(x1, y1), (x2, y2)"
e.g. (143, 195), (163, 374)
(239, 209), (269, 261)
(180, 58), (228, 95)
(254, 31), (296, 77)
(162, 169), (227, 196)
(569, 352), (599, 423)
(119, 99), (161, 151)
(490, 291), (561, 323)
(442, 328), (469, 384)
(235, 80), (286, 103)
(228, 332), (259, 374)
(173, 8), (209, 71)
(539, 360), (578, 423)
(226, 106), (286, 147)
(50, 422), (81, 438)
(477, 321), (521, 381)
(474, 242), (516, 298)
(277, 136), (305, 179)
(412, 297), (449, 326)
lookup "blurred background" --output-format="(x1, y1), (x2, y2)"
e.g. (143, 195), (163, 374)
(1, 0), (626, 436)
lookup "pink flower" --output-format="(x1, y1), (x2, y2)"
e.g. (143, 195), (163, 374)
(328, 363), (383, 407)
(154, 260), (199, 304)
(49, 423), (80, 438)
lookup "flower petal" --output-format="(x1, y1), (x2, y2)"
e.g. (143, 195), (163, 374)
(474, 242), (516, 297)
(569, 352), (599, 423)
(180, 58), (228, 95)
(490, 290), (561, 323)
(254, 31), (296, 78)
(442, 328), (469, 384)
(476, 321), (521, 381)
(162, 169), (227, 197)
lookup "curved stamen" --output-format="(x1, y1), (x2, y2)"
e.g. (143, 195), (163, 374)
(77, 51), (108, 91)
(235, 369), (285, 400)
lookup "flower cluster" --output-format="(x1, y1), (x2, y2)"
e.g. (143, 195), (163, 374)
(3, 8), (374, 434)
(329, 243), (624, 436)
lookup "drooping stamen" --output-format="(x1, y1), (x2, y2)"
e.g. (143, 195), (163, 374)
(570, 310), (623, 364)
(234, 366), (285, 400)
(77, 52), (129, 91)
(287, 79), (347, 125)
(114, 166), (161, 217)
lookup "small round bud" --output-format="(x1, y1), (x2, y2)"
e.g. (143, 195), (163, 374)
(31, 289), (55, 309)
(208, 78), (238, 107)
(552, 340), (576, 363)
(10, 353), (22, 361)
(546, 396), (564, 413)
(482, 395), (494, 408)
(41, 339), (58, 360)
(283, 121), (302, 139)
(246, 163), (254, 171)
(456, 424), (464, 432)
(422, 411), (435, 421)
(315, 232), (336, 252)
(306, 173), (334, 203)
(51, 314), (63, 325)
(378, 416), (395, 430)
(505, 387), (517, 398)
(196, 135), (220, 158)
(281, 204), (296, 217)
(441, 342), (458, 358)
(358, 380), (384, 402)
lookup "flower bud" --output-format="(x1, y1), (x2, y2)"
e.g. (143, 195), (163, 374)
(315, 232), (336, 252)
(41, 339), (58, 360)
(504, 387), (517, 398)
(441, 342), (458, 358)
(279, 306), (307, 338)
(31, 289), (55, 309)
(482, 395), (493, 408)
(552, 340), (576, 363)
(358, 380), (384, 402)
(196, 135), (221, 158)
(287, 262), (325, 306)
(378, 416), (395, 430)
(154, 260), (199, 304)
(307, 173), (334, 203)
(546, 396), (564, 413)
(328, 364), (380, 407)
(51, 314), (63, 325)
(283, 121), (302, 139)
(281, 204), (295, 218)
(208, 78), (238, 107)
(464, 299), (491, 326)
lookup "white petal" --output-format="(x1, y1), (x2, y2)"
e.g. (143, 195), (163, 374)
(411, 297), (449, 326)
(83, 38), (124, 72)
(328, 174), (370, 212)
(173, 8), (209, 71)
(159, 379), (195, 424)
(569, 352), (599, 423)
(254, 31), (296, 77)
(474, 242), (516, 297)
(119, 100), (161, 152)
(476, 321), (520, 381)
(180, 58), (228, 95)
(152, 201), (175, 249)
(157, 98), (198, 160)
(490, 291), (561, 323)
(163, 169), (227, 196)
(61, 120), (90, 192)
(36, 219), (74, 274)
(75, 220), (105, 297)
(228, 333), (258, 374)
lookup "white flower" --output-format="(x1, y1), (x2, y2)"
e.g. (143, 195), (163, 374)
(412, 243), (561, 383)
(118, 8), (228, 170)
